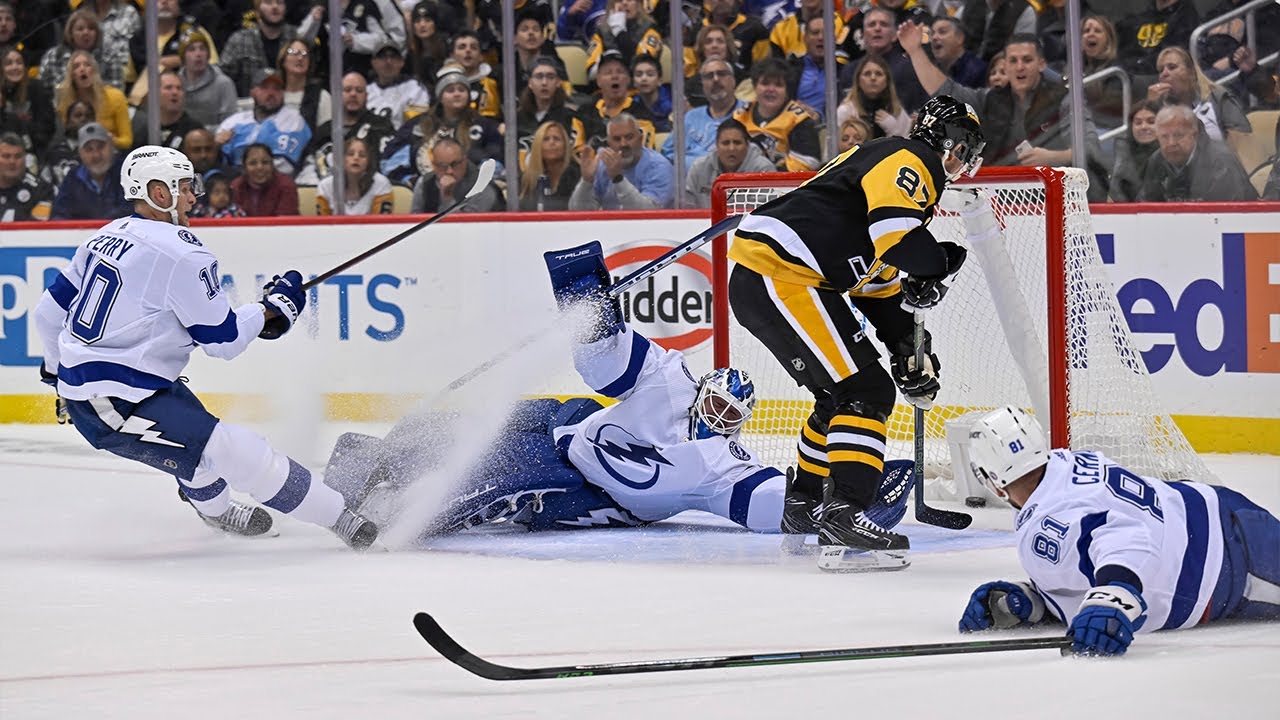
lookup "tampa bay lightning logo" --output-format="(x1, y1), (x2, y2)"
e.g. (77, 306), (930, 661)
(728, 440), (750, 461)
(1016, 503), (1038, 531)
(590, 424), (672, 489)
(177, 229), (202, 246)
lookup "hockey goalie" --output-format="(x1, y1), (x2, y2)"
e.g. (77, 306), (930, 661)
(321, 241), (915, 549)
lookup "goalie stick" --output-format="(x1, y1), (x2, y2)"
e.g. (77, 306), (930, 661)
(413, 612), (1071, 681)
(301, 159), (497, 290)
(912, 313), (973, 530)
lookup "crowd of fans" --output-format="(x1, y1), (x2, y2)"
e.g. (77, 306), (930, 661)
(1, 0), (1278, 222)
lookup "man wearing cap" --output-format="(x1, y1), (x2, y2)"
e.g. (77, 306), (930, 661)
(179, 29), (239, 128)
(130, 70), (203, 151)
(50, 123), (130, 220)
(215, 68), (312, 175)
(220, 0), (298, 97)
(368, 41), (431, 129)
(577, 49), (657, 150)
(0, 132), (55, 222)
(297, 72), (395, 186)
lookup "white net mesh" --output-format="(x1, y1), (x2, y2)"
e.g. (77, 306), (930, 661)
(715, 168), (1213, 490)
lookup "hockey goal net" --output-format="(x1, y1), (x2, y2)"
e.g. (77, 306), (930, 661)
(710, 166), (1213, 498)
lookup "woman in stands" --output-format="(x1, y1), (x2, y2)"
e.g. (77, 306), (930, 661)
(317, 136), (395, 215)
(277, 39), (331, 131)
(684, 24), (741, 108)
(1109, 100), (1161, 203)
(0, 44), (55, 165)
(519, 120), (580, 211)
(1147, 46), (1252, 144)
(408, 1), (450, 86)
(37, 8), (128, 91)
(836, 117), (872, 153)
(1081, 14), (1126, 131)
(515, 56), (585, 168)
(382, 67), (503, 187)
(54, 50), (130, 150)
(834, 55), (911, 139)
(986, 51), (1007, 89)
(232, 142), (300, 216)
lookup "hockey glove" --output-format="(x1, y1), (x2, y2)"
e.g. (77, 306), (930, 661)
(1067, 582), (1147, 656)
(39, 365), (71, 425)
(901, 242), (967, 311)
(959, 580), (1046, 632)
(259, 270), (307, 340)
(544, 242), (623, 342)
(889, 335), (941, 411)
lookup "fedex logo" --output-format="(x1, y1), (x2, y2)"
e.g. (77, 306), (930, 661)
(1099, 232), (1280, 376)
(0, 247), (77, 367)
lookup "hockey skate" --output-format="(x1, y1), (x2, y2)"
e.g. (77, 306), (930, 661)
(180, 489), (277, 538)
(331, 508), (380, 551)
(780, 468), (822, 555)
(816, 500), (910, 573)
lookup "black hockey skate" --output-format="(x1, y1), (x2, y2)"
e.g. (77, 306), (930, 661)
(816, 499), (910, 573)
(331, 508), (379, 550)
(179, 489), (275, 537)
(780, 468), (824, 555)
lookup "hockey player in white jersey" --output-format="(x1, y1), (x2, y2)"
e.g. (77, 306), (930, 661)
(32, 145), (379, 550)
(323, 241), (915, 541)
(957, 407), (1280, 656)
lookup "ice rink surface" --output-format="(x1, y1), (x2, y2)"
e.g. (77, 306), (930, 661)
(2, 423), (1277, 720)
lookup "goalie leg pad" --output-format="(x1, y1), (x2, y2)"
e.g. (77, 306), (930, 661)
(1213, 486), (1280, 621)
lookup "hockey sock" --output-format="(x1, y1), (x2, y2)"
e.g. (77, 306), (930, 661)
(794, 412), (829, 498)
(825, 412), (887, 510)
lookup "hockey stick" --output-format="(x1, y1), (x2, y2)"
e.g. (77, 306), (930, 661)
(413, 612), (1071, 681)
(912, 312), (973, 530)
(301, 159), (497, 290)
(440, 213), (745, 393)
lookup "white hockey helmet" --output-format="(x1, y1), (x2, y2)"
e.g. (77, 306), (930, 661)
(691, 368), (756, 439)
(967, 406), (1049, 498)
(122, 145), (202, 223)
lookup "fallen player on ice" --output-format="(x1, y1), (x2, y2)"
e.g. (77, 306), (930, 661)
(320, 241), (914, 548)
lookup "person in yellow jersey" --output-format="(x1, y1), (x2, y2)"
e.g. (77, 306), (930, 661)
(726, 95), (989, 572)
(732, 58), (822, 171)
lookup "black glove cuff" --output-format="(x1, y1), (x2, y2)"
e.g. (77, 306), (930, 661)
(40, 364), (58, 386)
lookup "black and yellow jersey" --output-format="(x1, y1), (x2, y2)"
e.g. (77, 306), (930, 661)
(734, 100), (822, 172)
(579, 96), (659, 149)
(768, 11), (847, 60)
(728, 136), (946, 295)
(586, 21), (663, 76)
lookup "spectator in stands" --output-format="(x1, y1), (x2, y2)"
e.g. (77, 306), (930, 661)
(837, 6), (927, 112)
(408, 2), (450, 86)
(0, 4), (18, 61)
(1138, 104), (1257, 202)
(769, 0), (845, 61)
(216, 68), (312, 175)
(411, 136), (505, 212)
(4, 1), (58, 70)
(0, 132), (54, 221)
(662, 58), (745, 163)
(684, 24), (740, 107)
(1147, 46), (1252, 145)
(299, 71), (396, 185)
(1109, 100), (1161, 203)
(1035, 0), (1069, 69)
(40, 100), (95, 189)
(316, 136), (395, 215)
(231, 142), (300, 216)
(126, 0), (217, 104)
(834, 55), (910, 139)
(703, 0), (770, 75)
(558, 0), (607, 45)
(368, 42), (431, 129)
(1081, 14), (1126, 131)
(901, 29), (1101, 171)
(51, 122), (128, 220)
(383, 68), (502, 187)
(278, 39), (331, 131)
(631, 55), (672, 132)
(38, 8), (129, 91)
(579, 50), (657, 149)
(299, 0), (393, 79)
(129, 70), (202, 150)
(181, 127), (231, 178)
(788, 15), (844, 122)
(83, 0), (142, 74)
(179, 29), (238, 129)
(959, 0), (1036, 63)
(837, 116), (873, 152)
(586, 0), (663, 79)
(1207, 0), (1280, 60)
(0, 44), (55, 163)
(929, 16), (986, 89)
(570, 112), (674, 209)
(516, 57), (586, 167)
(684, 118), (774, 208)
(519, 120), (581, 210)
(987, 50), (1008, 88)
(221, 0), (297, 97)
(447, 31), (501, 118)
(1117, 0), (1200, 78)
(734, 58), (821, 171)
(189, 170), (246, 218)
(55, 51), (131, 150)
(513, 13), (566, 89)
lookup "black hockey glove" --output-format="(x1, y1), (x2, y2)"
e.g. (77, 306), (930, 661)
(39, 365), (72, 425)
(901, 242), (968, 311)
(889, 333), (941, 411)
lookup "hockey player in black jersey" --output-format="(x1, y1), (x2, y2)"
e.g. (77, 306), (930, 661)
(726, 95), (988, 572)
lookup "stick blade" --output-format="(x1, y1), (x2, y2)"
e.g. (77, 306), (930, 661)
(467, 159), (497, 198)
(914, 502), (973, 529)
(413, 612), (529, 681)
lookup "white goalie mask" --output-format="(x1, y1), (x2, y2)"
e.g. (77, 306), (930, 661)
(122, 145), (203, 224)
(691, 368), (756, 440)
(966, 406), (1049, 498)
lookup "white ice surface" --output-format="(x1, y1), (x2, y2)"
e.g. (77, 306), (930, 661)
(2, 423), (1277, 720)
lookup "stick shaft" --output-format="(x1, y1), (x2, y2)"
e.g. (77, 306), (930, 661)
(911, 313), (972, 529)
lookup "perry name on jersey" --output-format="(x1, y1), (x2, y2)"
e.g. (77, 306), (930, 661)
(553, 325), (784, 531)
(1015, 450), (1224, 631)
(37, 216), (266, 402)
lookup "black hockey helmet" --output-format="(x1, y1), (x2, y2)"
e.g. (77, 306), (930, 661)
(910, 95), (986, 180)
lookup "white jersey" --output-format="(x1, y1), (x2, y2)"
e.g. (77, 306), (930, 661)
(553, 327), (785, 532)
(35, 216), (266, 402)
(1014, 450), (1224, 631)
(366, 78), (431, 129)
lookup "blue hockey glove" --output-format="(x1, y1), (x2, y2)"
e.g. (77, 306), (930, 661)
(543, 241), (623, 342)
(259, 270), (306, 340)
(959, 580), (1046, 632)
(1067, 582), (1147, 657)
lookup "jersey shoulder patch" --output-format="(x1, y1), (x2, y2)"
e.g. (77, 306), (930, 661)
(727, 440), (751, 462)
(176, 228), (202, 246)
